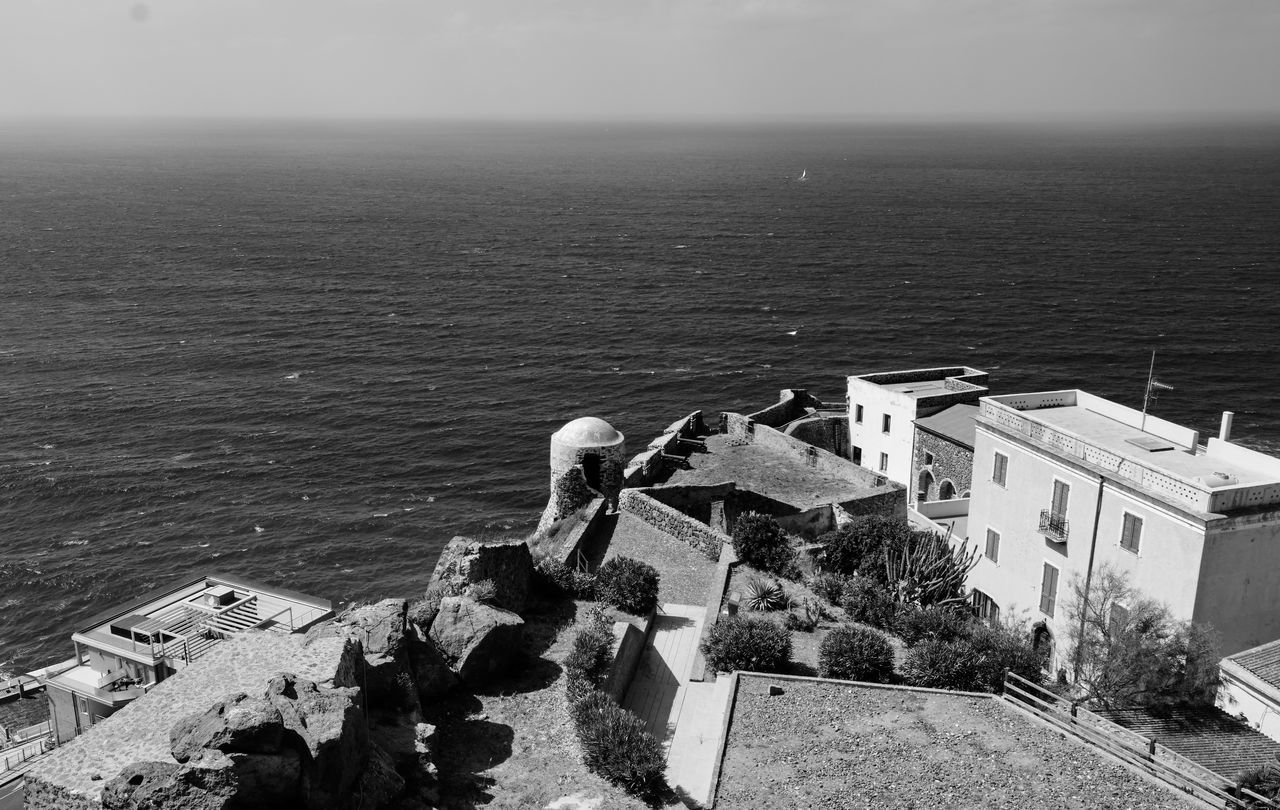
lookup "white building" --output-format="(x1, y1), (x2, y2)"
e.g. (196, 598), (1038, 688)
(846, 367), (988, 496)
(964, 390), (1280, 671)
(1219, 640), (1280, 742)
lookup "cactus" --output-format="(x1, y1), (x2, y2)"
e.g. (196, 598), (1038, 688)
(884, 530), (979, 609)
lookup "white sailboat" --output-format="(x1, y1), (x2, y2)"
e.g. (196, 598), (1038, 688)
(797, 169), (808, 182)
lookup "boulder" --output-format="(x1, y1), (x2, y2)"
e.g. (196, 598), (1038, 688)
(170, 693), (285, 763)
(429, 537), (534, 613)
(406, 623), (457, 701)
(264, 673), (369, 809)
(225, 750), (303, 806)
(100, 760), (237, 810)
(428, 596), (525, 684)
(338, 599), (422, 714)
(355, 743), (406, 809)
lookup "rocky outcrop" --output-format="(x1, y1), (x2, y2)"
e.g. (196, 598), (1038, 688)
(100, 760), (238, 810)
(428, 537), (534, 613)
(169, 693), (284, 763)
(406, 622), (457, 701)
(265, 673), (368, 807)
(429, 596), (525, 684)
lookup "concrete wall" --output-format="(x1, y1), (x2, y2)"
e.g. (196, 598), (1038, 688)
(1218, 661), (1280, 743)
(1195, 510), (1280, 655)
(603, 618), (651, 701)
(618, 489), (730, 561)
(624, 411), (706, 488)
(47, 686), (77, 745)
(913, 427), (973, 502)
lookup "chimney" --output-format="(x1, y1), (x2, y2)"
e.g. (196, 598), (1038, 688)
(1219, 411), (1234, 442)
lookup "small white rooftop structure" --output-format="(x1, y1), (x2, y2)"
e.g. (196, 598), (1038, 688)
(554, 416), (625, 447)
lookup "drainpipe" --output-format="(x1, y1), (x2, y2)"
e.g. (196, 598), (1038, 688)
(1073, 473), (1106, 681)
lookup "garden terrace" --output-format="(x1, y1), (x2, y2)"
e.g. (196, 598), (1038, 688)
(714, 675), (1200, 810)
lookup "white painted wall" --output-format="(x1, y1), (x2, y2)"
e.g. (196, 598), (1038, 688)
(1218, 661), (1280, 743)
(847, 379), (915, 488)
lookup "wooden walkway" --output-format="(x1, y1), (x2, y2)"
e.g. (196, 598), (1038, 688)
(622, 604), (705, 744)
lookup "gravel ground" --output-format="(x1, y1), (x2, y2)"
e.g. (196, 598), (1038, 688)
(716, 677), (1199, 810)
(602, 511), (718, 606)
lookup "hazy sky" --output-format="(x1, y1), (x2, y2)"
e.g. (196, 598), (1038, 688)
(4, 0), (1279, 121)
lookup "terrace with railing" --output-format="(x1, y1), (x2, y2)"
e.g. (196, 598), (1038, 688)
(979, 391), (1280, 517)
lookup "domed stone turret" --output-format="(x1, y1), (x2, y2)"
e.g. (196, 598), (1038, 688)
(536, 416), (626, 537)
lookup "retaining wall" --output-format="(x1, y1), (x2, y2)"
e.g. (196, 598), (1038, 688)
(618, 489), (730, 561)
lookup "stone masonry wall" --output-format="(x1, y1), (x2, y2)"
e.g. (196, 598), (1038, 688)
(913, 428), (974, 501)
(745, 389), (825, 428)
(618, 489), (729, 561)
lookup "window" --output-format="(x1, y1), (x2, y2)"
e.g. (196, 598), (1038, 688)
(1120, 513), (1143, 554)
(971, 590), (1000, 625)
(882, 414), (892, 434)
(984, 528), (1000, 563)
(1109, 603), (1130, 638)
(1051, 479), (1070, 516)
(851, 445), (862, 465)
(1039, 563), (1059, 617)
(854, 404), (864, 424)
(923, 451), (935, 466)
(992, 452), (1008, 487)
(878, 452), (889, 472)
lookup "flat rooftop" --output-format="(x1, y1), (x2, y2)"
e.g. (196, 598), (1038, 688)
(852, 366), (989, 401)
(715, 676), (1197, 809)
(663, 433), (885, 510)
(981, 391), (1280, 515)
(72, 574), (332, 666)
(28, 631), (351, 803)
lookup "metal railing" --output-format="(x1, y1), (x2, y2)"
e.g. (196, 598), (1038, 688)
(1001, 671), (1276, 809)
(1038, 509), (1069, 542)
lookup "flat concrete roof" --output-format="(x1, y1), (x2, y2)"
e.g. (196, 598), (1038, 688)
(663, 434), (883, 510)
(1031, 405), (1274, 486)
(881, 378), (955, 398)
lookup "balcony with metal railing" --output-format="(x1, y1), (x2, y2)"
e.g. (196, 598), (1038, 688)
(1039, 509), (1069, 543)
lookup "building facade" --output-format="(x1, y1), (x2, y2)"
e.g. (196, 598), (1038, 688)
(39, 574), (331, 743)
(846, 367), (988, 498)
(964, 391), (1280, 674)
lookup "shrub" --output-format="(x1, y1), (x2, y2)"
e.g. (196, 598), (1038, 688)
(901, 623), (1044, 693)
(467, 579), (497, 604)
(532, 555), (597, 599)
(595, 556), (660, 616)
(569, 690), (666, 798)
(807, 572), (847, 606)
(564, 613), (615, 703)
(701, 615), (792, 674)
(784, 597), (822, 633)
(743, 578), (788, 612)
(902, 638), (982, 690)
(818, 625), (895, 683)
(840, 576), (897, 630)
(969, 622), (1045, 693)
(816, 515), (914, 581)
(731, 513), (799, 578)
(895, 604), (975, 647)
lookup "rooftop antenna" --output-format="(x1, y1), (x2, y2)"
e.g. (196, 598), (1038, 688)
(1140, 350), (1174, 431)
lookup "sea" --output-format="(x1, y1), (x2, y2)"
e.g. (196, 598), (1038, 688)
(2, 119), (1279, 673)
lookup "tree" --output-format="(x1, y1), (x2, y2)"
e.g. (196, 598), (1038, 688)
(1066, 565), (1220, 711)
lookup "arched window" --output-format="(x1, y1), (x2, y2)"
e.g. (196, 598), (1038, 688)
(917, 470), (935, 501)
(1032, 622), (1054, 670)
(939, 479), (957, 500)
(581, 454), (601, 491)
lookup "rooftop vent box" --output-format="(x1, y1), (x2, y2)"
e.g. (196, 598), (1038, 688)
(109, 614), (160, 644)
(1126, 436), (1175, 452)
(202, 586), (237, 608)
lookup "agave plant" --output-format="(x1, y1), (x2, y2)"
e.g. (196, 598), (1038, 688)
(743, 578), (788, 612)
